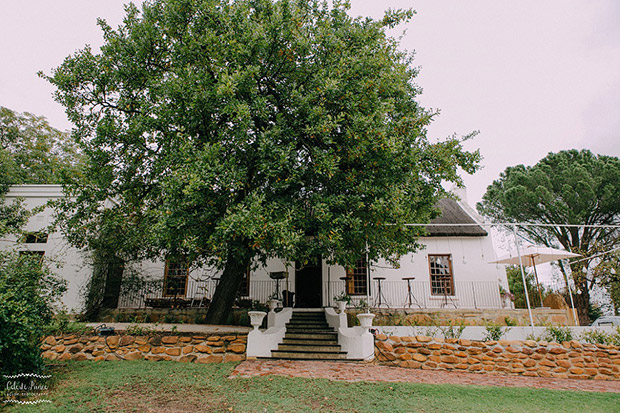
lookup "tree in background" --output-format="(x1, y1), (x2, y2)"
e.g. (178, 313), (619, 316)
(478, 150), (620, 324)
(0, 106), (80, 235)
(46, 0), (479, 324)
(505, 265), (537, 309)
(0, 106), (79, 185)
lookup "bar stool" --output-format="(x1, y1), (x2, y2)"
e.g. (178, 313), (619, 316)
(373, 277), (389, 308)
(402, 277), (422, 309)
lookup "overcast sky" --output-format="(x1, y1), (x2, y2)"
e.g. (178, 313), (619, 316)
(1, 0), (619, 207)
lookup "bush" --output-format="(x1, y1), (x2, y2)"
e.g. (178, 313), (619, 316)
(42, 309), (92, 336)
(0, 253), (66, 388)
(483, 324), (508, 341)
(580, 329), (611, 345)
(543, 326), (573, 343)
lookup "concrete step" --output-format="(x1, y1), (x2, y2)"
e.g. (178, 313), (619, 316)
(285, 332), (338, 340)
(282, 338), (339, 345)
(286, 321), (331, 329)
(277, 344), (342, 352)
(271, 350), (347, 360)
(290, 316), (325, 322)
(285, 328), (336, 335)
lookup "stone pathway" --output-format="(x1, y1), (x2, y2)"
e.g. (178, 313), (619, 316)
(231, 359), (620, 393)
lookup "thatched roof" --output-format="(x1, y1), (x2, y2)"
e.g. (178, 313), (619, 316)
(425, 198), (488, 237)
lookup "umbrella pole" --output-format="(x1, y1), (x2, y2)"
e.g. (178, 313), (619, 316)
(532, 261), (544, 307)
(513, 225), (535, 333)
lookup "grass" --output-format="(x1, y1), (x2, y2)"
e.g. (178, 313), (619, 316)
(6, 361), (619, 412)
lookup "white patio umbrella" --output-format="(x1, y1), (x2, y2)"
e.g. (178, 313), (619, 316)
(491, 244), (581, 312)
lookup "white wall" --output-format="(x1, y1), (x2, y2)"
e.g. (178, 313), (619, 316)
(1, 185), (89, 312)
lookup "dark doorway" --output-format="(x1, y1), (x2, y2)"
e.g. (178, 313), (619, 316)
(295, 256), (322, 308)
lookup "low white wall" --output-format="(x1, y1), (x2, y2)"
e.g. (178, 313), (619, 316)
(374, 325), (619, 342)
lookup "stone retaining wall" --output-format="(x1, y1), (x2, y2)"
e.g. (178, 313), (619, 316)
(349, 308), (576, 327)
(40, 333), (247, 363)
(374, 334), (620, 380)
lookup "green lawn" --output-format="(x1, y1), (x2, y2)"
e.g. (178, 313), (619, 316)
(6, 361), (619, 412)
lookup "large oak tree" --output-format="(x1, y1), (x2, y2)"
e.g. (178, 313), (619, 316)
(477, 150), (620, 324)
(46, 0), (479, 324)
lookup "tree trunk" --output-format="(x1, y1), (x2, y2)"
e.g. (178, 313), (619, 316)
(206, 244), (253, 325)
(573, 283), (591, 326)
(100, 254), (125, 309)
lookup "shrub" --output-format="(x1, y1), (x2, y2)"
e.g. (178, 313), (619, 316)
(438, 321), (466, 339)
(483, 324), (507, 341)
(0, 253), (66, 389)
(543, 326), (573, 343)
(580, 329), (611, 345)
(42, 309), (92, 336)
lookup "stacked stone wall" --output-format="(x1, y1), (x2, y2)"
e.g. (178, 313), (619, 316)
(374, 334), (620, 380)
(40, 333), (247, 363)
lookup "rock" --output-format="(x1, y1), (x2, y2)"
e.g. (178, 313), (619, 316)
(68, 344), (83, 354)
(72, 353), (88, 361)
(179, 337), (192, 343)
(197, 355), (224, 363)
(161, 336), (178, 344)
(55, 345), (66, 353)
(195, 345), (212, 353)
(412, 354), (427, 362)
(138, 345), (151, 353)
(416, 336), (432, 343)
(125, 352), (143, 361)
(119, 336), (135, 346)
(44, 336), (57, 346)
(400, 361), (422, 369)
(225, 354), (245, 363)
(228, 343), (246, 354)
(207, 336), (221, 342)
(165, 348), (181, 356)
(183, 346), (194, 354)
(179, 355), (197, 363)
(58, 353), (72, 361)
(106, 336), (120, 347)
(149, 336), (162, 346)
(146, 355), (163, 362)
(41, 351), (57, 360)
(151, 347), (166, 354)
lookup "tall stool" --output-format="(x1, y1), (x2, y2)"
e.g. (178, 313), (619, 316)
(402, 277), (422, 309)
(373, 277), (389, 308)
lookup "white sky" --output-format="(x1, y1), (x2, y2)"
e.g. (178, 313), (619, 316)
(1, 0), (619, 208)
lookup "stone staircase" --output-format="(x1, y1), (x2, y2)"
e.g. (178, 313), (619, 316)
(270, 310), (348, 360)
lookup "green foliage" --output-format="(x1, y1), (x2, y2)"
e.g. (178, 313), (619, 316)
(333, 292), (351, 303)
(543, 326), (573, 343)
(580, 327), (620, 346)
(0, 252), (66, 386)
(42, 309), (92, 336)
(505, 265), (537, 309)
(580, 329), (611, 345)
(438, 320), (466, 339)
(0, 106), (79, 186)
(478, 149), (620, 323)
(124, 323), (155, 336)
(483, 324), (508, 341)
(588, 303), (604, 324)
(504, 316), (517, 326)
(45, 0), (480, 323)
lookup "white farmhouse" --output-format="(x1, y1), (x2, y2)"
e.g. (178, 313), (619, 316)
(1, 185), (508, 312)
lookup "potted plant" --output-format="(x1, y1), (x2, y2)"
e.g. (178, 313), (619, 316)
(333, 292), (351, 313)
(267, 292), (281, 311)
(499, 285), (515, 308)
